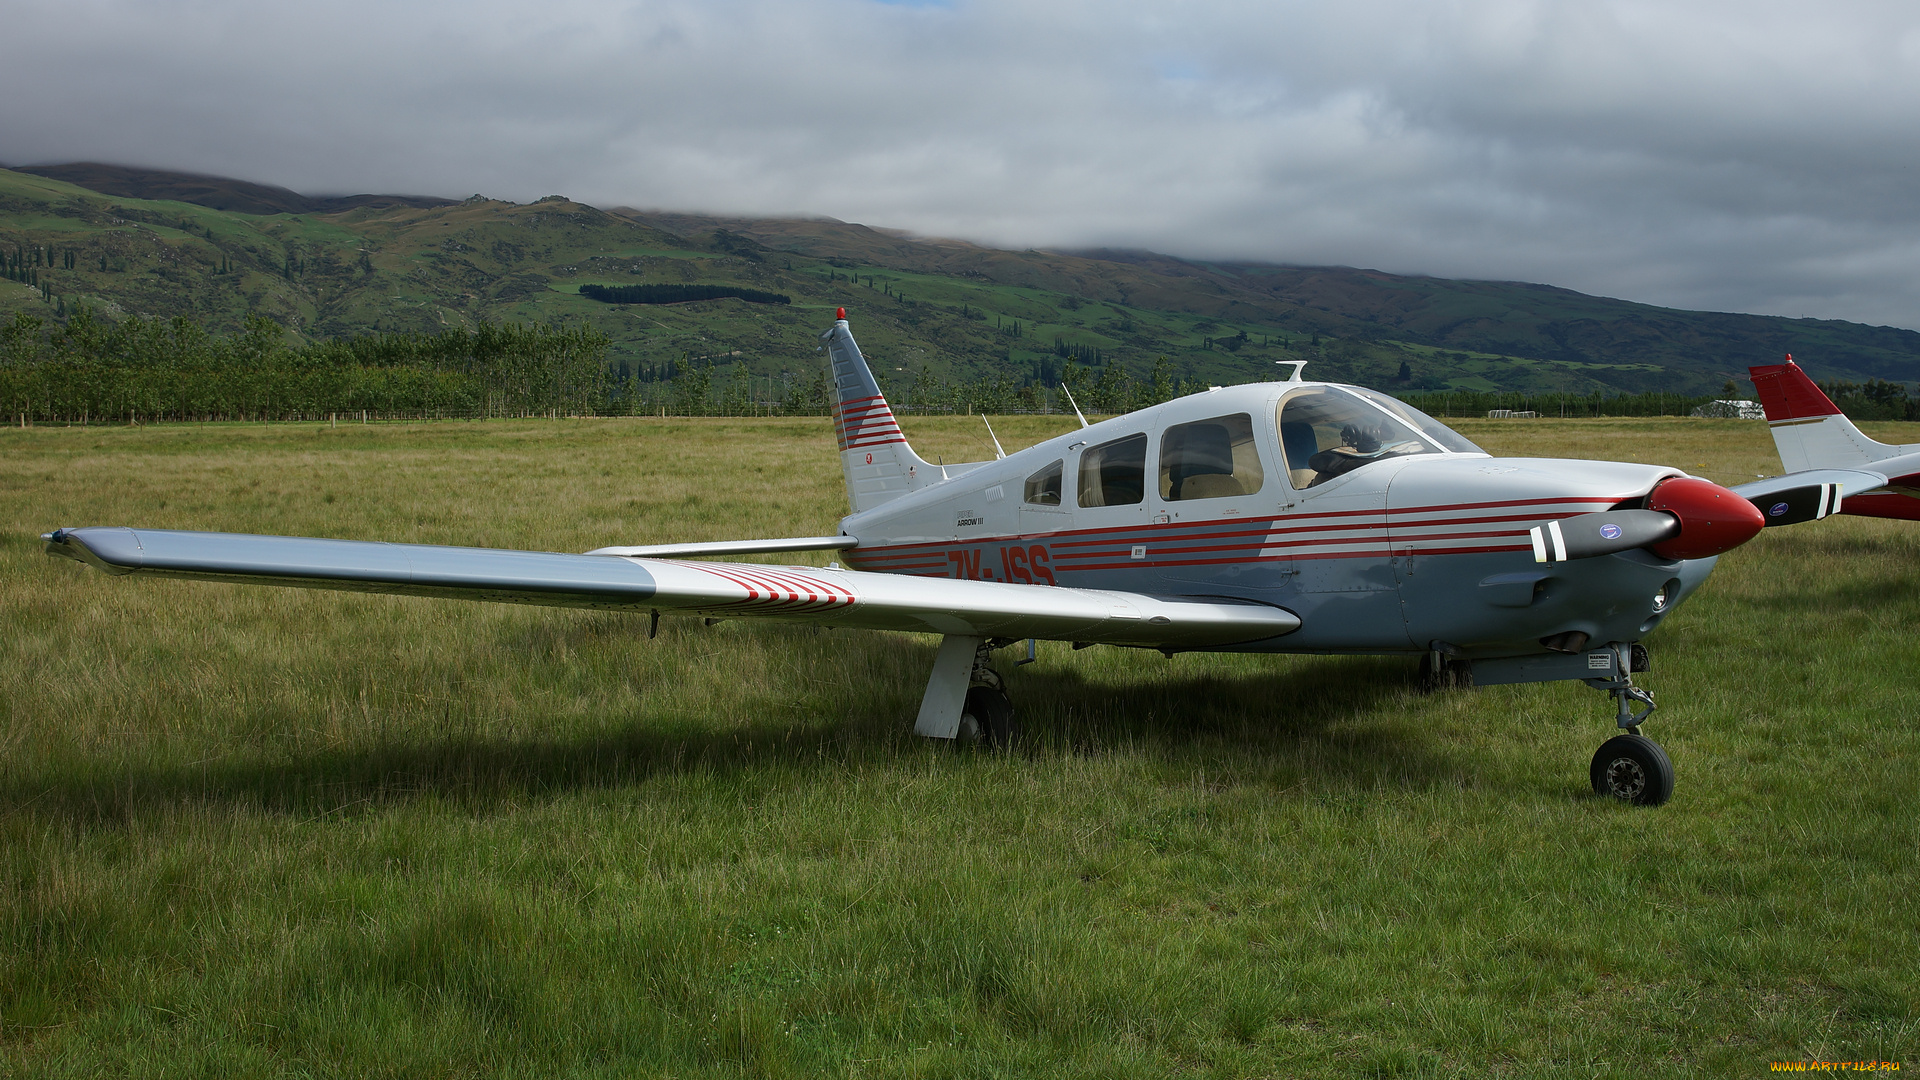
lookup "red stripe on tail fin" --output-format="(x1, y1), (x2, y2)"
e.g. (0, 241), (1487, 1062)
(1748, 355), (1841, 421)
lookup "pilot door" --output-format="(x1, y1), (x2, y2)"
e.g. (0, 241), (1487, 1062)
(1274, 386), (1414, 650)
(1150, 411), (1283, 595)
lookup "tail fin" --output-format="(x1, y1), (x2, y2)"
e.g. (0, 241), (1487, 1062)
(822, 309), (938, 514)
(1748, 355), (1902, 471)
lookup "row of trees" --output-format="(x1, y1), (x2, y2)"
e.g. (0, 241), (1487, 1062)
(16, 310), (1894, 425)
(0, 310), (1218, 424)
(1, 312), (612, 422)
(1814, 379), (1920, 421)
(1395, 383), (1920, 419)
(1398, 389), (1726, 418)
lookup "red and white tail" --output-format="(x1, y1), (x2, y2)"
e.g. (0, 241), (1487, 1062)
(1748, 355), (1903, 471)
(1748, 355), (1920, 521)
(820, 309), (939, 514)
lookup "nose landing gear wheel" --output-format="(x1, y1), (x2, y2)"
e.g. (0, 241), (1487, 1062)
(1590, 734), (1674, 806)
(956, 686), (1018, 747)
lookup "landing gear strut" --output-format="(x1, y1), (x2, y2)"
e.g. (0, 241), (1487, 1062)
(915, 635), (1019, 745)
(956, 641), (1019, 746)
(1585, 643), (1672, 806)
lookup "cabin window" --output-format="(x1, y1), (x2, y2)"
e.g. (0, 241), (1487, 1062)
(1077, 433), (1147, 507)
(1277, 387), (1439, 489)
(1159, 414), (1264, 500)
(1024, 459), (1064, 505)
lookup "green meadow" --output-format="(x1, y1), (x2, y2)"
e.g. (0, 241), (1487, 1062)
(2, 415), (1915, 1077)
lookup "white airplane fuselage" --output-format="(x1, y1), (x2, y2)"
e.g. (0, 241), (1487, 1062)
(838, 380), (1713, 659)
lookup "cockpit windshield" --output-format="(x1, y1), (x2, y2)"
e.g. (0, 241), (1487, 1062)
(1277, 386), (1469, 489)
(1347, 388), (1485, 455)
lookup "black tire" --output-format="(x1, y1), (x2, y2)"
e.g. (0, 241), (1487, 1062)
(1416, 653), (1469, 692)
(1590, 734), (1674, 806)
(957, 686), (1018, 747)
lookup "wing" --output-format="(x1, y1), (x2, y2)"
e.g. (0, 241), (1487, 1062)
(43, 527), (1298, 648)
(585, 536), (856, 558)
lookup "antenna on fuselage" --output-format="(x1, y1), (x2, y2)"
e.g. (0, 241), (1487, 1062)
(1276, 360), (1308, 383)
(1060, 384), (1090, 428)
(981, 416), (1007, 460)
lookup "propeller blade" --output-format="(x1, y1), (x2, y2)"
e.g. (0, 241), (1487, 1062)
(1746, 481), (1842, 526)
(1530, 509), (1680, 563)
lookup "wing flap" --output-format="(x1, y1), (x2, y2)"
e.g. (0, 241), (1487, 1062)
(45, 527), (1298, 647)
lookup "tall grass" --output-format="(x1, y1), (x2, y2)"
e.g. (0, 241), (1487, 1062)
(2, 415), (1914, 1076)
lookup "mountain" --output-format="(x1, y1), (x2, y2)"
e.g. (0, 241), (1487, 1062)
(4, 163), (1917, 396)
(8, 162), (453, 216)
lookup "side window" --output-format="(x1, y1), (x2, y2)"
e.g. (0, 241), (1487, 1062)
(1076, 434), (1147, 507)
(1159, 414), (1264, 501)
(1023, 459), (1063, 506)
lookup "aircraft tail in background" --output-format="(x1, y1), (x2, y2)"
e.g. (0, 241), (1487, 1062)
(1748, 356), (1920, 521)
(1749, 356), (1909, 470)
(821, 310), (941, 515)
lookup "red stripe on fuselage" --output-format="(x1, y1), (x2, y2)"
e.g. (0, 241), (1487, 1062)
(857, 497), (1617, 556)
(845, 496), (1616, 577)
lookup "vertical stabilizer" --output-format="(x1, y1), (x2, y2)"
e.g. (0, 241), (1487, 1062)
(1749, 356), (1902, 471)
(822, 310), (938, 513)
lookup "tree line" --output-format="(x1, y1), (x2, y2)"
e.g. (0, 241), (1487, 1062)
(1, 312), (611, 423)
(1393, 383), (1920, 419)
(16, 309), (1883, 425)
(0, 311), (1214, 424)
(1397, 389), (1727, 419)
(1811, 378), (1920, 421)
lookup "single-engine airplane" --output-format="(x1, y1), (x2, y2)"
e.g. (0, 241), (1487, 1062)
(1749, 355), (1920, 520)
(44, 312), (1861, 806)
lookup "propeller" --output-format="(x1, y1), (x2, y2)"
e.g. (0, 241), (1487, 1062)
(1746, 481), (1841, 527)
(1529, 509), (1678, 563)
(1530, 477), (1765, 564)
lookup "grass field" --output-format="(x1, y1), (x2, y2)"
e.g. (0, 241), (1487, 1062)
(3, 415), (1916, 1077)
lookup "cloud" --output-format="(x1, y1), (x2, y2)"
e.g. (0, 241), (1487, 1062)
(7, 0), (1920, 327)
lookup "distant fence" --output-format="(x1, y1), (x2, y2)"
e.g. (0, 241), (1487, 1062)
(1403, 391), (1720, 419)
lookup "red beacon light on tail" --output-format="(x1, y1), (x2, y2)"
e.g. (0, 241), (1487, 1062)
(836, 307), (847, 321)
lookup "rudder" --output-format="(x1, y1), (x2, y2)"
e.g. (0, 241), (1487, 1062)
(1748, 355), (1898, 471)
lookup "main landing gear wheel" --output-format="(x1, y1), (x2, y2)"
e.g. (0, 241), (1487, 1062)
(1417, 651), (1469, 692)
(1590, 734), (1674, 807)
(956, 686), (1019, 747)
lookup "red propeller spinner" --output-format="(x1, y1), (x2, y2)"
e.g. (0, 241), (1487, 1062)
(1644, 477), (1766, 559)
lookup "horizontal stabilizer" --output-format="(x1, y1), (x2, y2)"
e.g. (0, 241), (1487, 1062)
(44, 527), (1299, 648)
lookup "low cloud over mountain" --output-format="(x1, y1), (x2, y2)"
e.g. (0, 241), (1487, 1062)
(7, 0), (1920, 328)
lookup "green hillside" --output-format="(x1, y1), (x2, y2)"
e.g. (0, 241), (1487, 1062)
(5, 164), (1918, 396)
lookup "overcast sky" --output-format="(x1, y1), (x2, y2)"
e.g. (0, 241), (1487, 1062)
(6, 0), (1920, 328)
